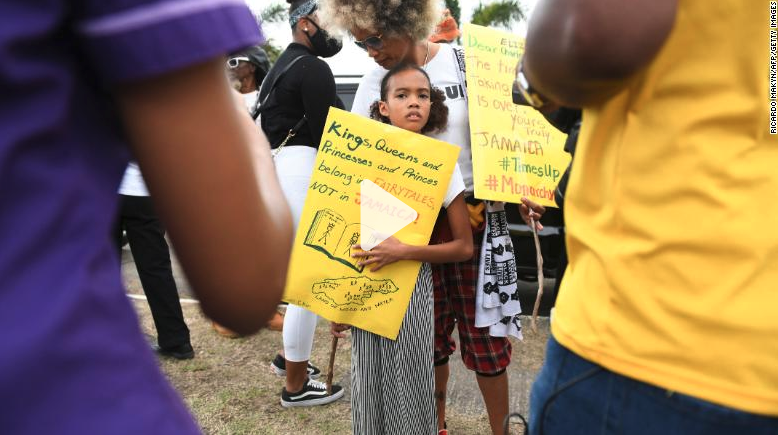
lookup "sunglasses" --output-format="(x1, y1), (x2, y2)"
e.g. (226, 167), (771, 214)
(354, 34), (383, 51)
(226, 57), (250, 68)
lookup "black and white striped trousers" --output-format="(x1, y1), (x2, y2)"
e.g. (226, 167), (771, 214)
(350, 263), (437, 435)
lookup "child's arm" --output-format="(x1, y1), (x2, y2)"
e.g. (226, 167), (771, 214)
(352, 193), (474, 272)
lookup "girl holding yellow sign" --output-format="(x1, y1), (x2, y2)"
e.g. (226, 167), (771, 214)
(321, 1), (516, 433)
(331, 64), (473, 435)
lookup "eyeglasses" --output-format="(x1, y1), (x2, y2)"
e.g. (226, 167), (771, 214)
(227, 57), (250, 68)
(354, 34), (383, 51)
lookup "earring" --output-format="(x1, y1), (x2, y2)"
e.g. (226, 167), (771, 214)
(304, 28), (309, 32)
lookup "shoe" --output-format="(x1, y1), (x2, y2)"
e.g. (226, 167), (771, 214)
(438, 431), (448, 435)
(271, 354), (321, 379)
(153, 343), (194, 360)
(280, 378), (344, 408)
(212, 321), (241, 338)
(266, 311), (284, 332)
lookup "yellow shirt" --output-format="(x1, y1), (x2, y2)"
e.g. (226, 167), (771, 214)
(554, 0), (778, 416)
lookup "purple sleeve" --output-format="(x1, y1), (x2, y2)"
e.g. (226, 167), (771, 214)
(73, 0), (265, 83)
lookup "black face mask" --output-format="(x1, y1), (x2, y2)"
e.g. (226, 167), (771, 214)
(304, 20), (343, 58)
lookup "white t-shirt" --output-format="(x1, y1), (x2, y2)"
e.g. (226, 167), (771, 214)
(442, 162), (466, 208)
(243, 90), (259, 112)
(351, 43), (474, 195)
(118, 162), (149, 197)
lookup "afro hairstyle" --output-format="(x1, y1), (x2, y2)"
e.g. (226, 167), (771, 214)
(319, 0), (440, 41)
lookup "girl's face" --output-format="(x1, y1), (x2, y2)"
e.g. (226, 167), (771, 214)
(378, 69), (431, 133)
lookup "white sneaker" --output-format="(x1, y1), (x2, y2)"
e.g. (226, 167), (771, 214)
(280, 378), (344, 408)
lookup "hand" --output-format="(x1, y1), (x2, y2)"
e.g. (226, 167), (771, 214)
(331, 322), (351, 338)
(352, 236), (407, 272)
(519, 197), (545, 231)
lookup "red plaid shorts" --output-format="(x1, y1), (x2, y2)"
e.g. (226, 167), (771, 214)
(430, 211), (512, 374)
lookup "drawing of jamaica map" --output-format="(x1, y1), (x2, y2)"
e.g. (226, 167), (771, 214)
(312, 276), (398, 307)
(282, 108), (460, 340)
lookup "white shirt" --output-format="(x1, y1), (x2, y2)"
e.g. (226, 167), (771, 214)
(118, 162), (149, 197)
(243, 90), (259, 112)
(351, 43), (474, 194)
(442, 163), (466, 208)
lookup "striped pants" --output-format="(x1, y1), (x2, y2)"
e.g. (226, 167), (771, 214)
(350, 263), (437, 435)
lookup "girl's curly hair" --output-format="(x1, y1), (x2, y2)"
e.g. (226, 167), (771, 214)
(319, 0), (440, 41)
(369, 63), (448, 134)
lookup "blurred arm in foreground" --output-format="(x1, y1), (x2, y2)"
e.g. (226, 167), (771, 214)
(117, 58), (293, 335)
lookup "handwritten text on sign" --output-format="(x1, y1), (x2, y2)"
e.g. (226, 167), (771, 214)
(463, 23), (570, 206)
(283, 108), (460, 340)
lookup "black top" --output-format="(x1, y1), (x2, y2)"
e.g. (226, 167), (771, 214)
(258, 43), (343, 149)
(543, 108), (581, 211)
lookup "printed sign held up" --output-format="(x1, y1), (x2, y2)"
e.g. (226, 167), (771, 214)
(283, 108), (460, 340)
(463, 23), (570, 206)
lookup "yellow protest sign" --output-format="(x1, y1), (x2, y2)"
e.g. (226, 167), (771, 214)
(463, 23), (570, 207)
(283, 107), (460, 340)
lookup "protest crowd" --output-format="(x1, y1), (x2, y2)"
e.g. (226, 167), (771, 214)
(1, 0), (776, 434)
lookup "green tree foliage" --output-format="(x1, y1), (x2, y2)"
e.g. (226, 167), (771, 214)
(261, 3), (286, 24)
(257, 2), (287, 64)
(471, 0), (525, 29)
(444, 0), (461, 27)
(261, 43), (283, 65)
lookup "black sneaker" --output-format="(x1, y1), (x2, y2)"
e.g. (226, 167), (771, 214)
(270, 354), (321, 379)
(153, 343), (194, 360)
(280, 378), (344, 408)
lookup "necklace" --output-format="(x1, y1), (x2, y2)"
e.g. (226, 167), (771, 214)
(422, 41), (429, 69)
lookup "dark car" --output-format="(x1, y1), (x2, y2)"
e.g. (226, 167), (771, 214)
(335, 75), (361, 113)
(504, 204), (562, 281)
(335, 75), (564, 283)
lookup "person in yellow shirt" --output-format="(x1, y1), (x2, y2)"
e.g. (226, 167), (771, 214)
(517, 0), (778, 433)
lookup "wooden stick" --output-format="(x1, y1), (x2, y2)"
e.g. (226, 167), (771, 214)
(530, 217), (544, 332)
(326, 335), (338, 394)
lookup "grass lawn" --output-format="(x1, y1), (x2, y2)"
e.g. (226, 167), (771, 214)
(131, 299), (547, 434)
(123, 246), (549, 434)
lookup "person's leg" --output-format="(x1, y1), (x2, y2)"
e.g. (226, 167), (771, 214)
(431, 256), (458, 433)
(351, 264), (436, 433)
(350, 326), (383, 434)
(530, 335), (778, 435)
(122, 195), (190, 351)
(451, 229), (512, 435)
(404, 264), (438, 433)
(528, 335), (603, 435)
(476, 370), (509, 435)
(282, 304), (318, 392)
(273, 146), (322, 392)
(113, 206), (125, 256)
(385, 263), (437, 433)
(434, 359), (449, 432)
(279, 305), (343, 407)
